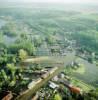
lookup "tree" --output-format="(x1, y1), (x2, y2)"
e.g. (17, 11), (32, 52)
(6, 63), (17, 79)
(20, 33), (27, 40)
(0, 48), (7, 65)
(18, 49), (28, 61)
(45, 35), (56, 45)
(33, 37), (42, 47)
(0, 31), (3, 43)
(6, 63), (17, 86)
(54, 93), (62, 100)
(8, 40), (36, 55)
(1, 69), (8, 81)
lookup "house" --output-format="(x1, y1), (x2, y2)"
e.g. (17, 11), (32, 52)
(60, 73), (65, 78)
(69, 86), (82, 94)
(52, 76), (58, 81)
(31, 94), (39, 100)
(2, 92), (13, 100)
(58, 73), (65, 79)
(28, 78), (42, 89)
(49, 81), (59, 89)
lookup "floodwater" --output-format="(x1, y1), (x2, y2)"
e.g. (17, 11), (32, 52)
(0, 19), (17, 45)
(73, 58), (98, 87)
(3, 35), (17, 45)
(0, 19), (6, 28)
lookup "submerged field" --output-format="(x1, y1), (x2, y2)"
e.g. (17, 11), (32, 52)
(72, 58), (98, 87)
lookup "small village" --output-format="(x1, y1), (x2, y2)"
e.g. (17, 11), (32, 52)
(1, 36), (98, 100)
(0, 2), (98, 100)
(32, 72), (83, 100)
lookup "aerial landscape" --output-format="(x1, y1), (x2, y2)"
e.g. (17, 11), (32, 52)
(0, 0), (98, 100)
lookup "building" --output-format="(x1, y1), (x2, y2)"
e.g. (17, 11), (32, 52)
(52, 76), (59, 81)
(49, 81), (59, 89)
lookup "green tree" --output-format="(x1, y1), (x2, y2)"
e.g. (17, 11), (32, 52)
(54, 93), (62, 100)
(6, 63), (18, 86)
(20, 33), (27, 40)
(33, 37), (42, 47)
(1, 69), (8, 81)
(0, 48), (7, 65)
(8, 40), (36, 55)
(45, 35), (56, 45)
(19, 49), (28, 61)
(6, 63), (17, 79)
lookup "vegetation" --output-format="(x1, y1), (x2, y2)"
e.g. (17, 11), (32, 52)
(54, 93), (62, 100)
(0, 2), (98, 99)
(18, 49), (28, 61)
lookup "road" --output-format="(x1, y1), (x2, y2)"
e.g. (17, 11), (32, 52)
(16, 52), (75, 100)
